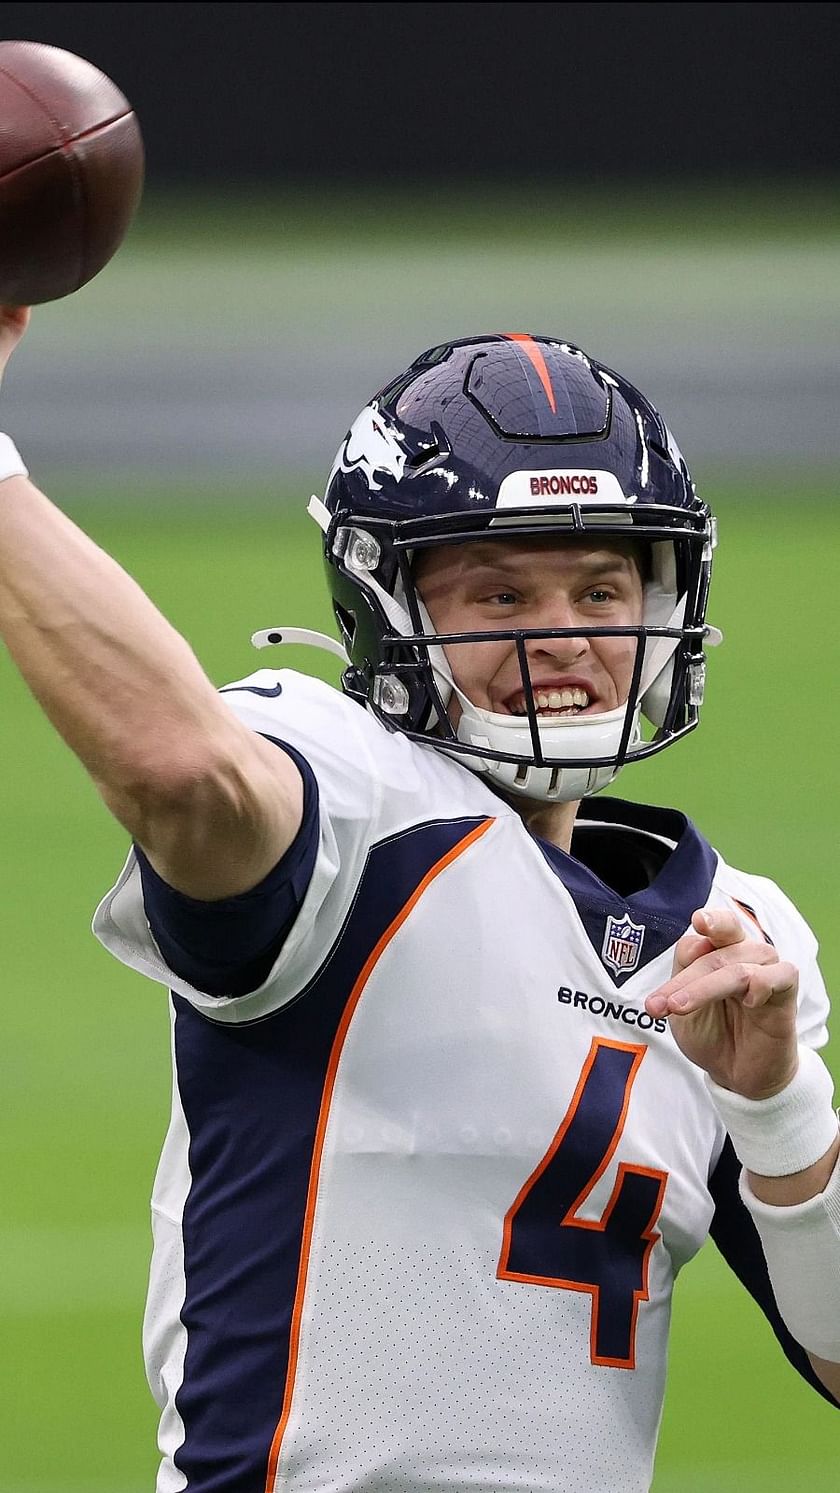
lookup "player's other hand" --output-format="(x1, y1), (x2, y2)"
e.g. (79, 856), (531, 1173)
(0, 305), (31, 376)
(644, 907), (800, 1100)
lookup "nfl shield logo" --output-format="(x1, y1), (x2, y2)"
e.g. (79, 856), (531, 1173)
(602, 914), (645, 976)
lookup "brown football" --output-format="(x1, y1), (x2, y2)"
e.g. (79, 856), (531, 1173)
(0, 41), (144, 304)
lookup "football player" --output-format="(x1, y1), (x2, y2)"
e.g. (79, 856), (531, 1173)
(0, 309), (837, 1492)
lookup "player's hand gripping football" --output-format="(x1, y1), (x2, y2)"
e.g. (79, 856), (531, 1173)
(0, 305), (30, 377)
(644, 908), (800, 1101)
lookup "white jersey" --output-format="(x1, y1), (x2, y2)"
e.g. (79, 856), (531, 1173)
(93, 669), (831, 1493)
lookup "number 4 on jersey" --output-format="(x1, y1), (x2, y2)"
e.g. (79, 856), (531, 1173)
(498, 1037), (667, 1369)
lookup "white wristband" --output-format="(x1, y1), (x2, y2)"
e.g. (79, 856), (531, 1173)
(0, 433), (28, 482)
(705, 1045), (839, 1176)
(739, 1154), (840, 1361)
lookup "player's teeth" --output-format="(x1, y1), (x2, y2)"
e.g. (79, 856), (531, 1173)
(542, 688), (589, 709)
(518, 687), (590, 714)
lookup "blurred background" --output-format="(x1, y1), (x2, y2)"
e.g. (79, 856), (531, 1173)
(0, 3), (838, 1490)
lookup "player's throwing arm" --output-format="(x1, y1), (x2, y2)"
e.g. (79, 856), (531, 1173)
(0, 308), (303, 900)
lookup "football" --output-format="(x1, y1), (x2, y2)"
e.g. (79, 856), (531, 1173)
(0, 41), (144, 304)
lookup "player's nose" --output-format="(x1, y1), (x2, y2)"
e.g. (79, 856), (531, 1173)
(523, 597), (591, 664)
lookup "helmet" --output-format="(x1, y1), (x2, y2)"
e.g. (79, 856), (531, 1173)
(263, 334), (719, 802)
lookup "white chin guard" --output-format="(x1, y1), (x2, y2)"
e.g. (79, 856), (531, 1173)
(451, 699), (641, 801)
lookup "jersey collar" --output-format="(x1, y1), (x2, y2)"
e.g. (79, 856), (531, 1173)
(533, 796), (718, 984)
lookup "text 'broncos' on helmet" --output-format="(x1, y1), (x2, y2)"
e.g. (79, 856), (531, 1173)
(258, 334), (720, 803)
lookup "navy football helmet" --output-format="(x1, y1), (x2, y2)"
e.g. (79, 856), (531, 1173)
(258, 334), (719, 802)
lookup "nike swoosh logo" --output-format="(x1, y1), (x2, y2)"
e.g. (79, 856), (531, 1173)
(219, 683), (283, 698)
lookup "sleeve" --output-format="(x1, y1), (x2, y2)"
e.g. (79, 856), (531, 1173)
(135, 739), (319, 999)
(708, 1136), (838, 1407)
(91, 670), (437, 1022)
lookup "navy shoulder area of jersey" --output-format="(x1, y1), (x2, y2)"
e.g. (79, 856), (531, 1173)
(135, 739), (320, 999)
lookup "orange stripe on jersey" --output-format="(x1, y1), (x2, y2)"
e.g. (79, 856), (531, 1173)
(730, 897), (774, 945)
(263, 815), (495, 1493)
(503, 333), (558, 413)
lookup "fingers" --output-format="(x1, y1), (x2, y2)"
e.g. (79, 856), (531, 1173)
(670, 934), (778, 989)
(673, 907), (768, 975)
(692, 907), (752, 948)
(692, 901), (746, 937)
(647, 958), (798, 1017)
(653, 939), (781, 1002)
(672, 929), (715, 972)
(652, 906), (787, 1016)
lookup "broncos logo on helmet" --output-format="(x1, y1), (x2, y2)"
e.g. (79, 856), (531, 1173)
(327, 401), (410, 494)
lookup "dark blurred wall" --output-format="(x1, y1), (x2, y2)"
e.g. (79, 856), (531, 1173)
(2, 1), (839, 182)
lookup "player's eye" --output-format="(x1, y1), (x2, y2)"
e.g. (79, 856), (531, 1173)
(472, 585), (520, 605)
(585, 588), (614, 604)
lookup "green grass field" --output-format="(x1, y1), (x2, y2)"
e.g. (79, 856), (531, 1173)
(1, 482), (838, 1492)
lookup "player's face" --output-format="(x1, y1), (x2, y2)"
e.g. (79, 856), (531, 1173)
(414, 537), (645, 722)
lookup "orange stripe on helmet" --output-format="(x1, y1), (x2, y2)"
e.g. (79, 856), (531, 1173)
(503, 333), (558, 414)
